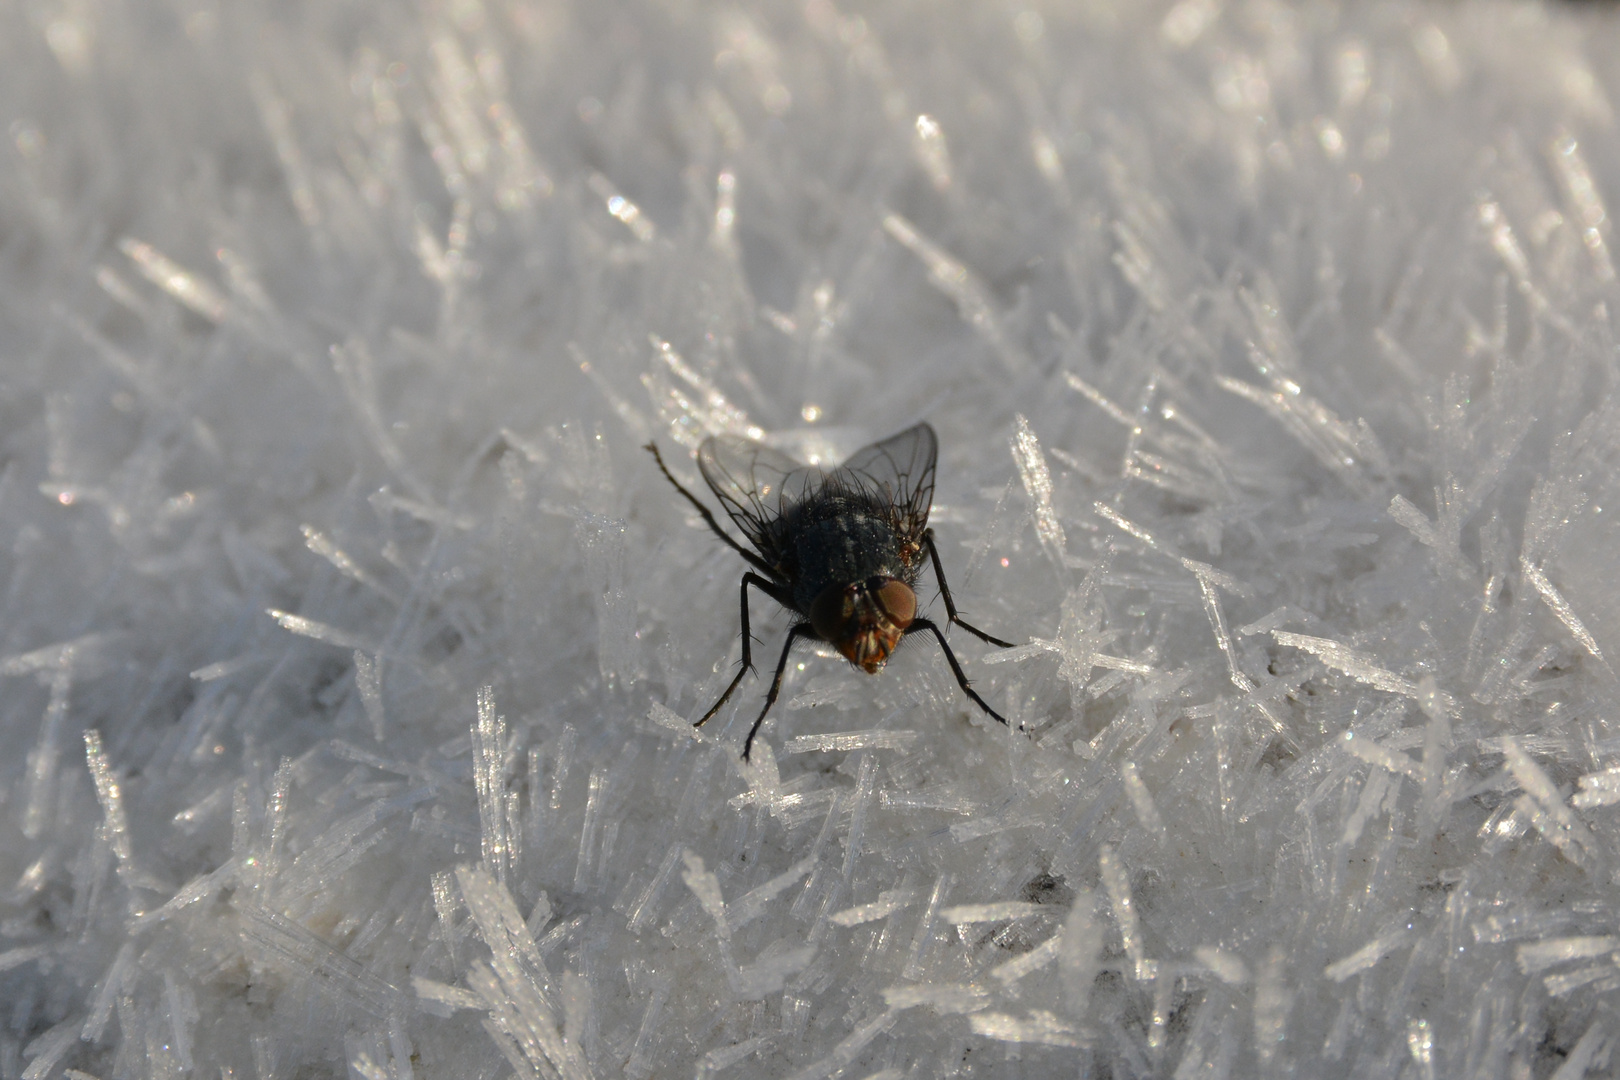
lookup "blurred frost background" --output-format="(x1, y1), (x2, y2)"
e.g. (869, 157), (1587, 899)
(2, 0), (1620, 1077)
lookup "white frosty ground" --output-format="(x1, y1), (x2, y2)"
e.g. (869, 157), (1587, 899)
(1, 0), (1619, 1077)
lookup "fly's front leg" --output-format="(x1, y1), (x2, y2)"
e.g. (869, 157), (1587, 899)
(646, 442), (776, 577)
(906, 617), (1015, 729)
(742, 623), (814, 761)
(922, 528), (1015, 649)
(696, 572), (784, 729)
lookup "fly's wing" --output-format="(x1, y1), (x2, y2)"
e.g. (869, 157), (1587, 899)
(830, 422), (938, 536)
(697, 435), (819, 558)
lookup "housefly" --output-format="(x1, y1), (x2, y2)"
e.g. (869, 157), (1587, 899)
(647, 422), (1016, 760)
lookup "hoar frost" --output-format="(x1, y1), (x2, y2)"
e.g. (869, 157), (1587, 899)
(1, 0), (1619, 1077)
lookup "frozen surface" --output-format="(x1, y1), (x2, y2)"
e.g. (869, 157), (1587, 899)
(1, 0), (1620, 1077)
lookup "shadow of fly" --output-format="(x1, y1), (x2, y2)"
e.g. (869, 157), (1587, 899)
(648, 422), (1017, 760)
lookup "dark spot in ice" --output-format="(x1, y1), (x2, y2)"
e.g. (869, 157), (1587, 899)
(421, 622), (464, 663)
(1257, 737), (1297, 770)
(307, 656), (351, 708)
(1020, 872), (1074, 907)
(1131, 868), (1163, 916)
(1534, 1027), (1571, 1067)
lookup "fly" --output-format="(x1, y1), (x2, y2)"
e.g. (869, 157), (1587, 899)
(647, 422), (1016, 760)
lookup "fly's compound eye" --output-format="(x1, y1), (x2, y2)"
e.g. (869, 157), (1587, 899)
(874, 579), (916, 629)
(810, 584), (857, 643)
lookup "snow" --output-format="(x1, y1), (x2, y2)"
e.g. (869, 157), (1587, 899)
(3, 0), (1620, 1076)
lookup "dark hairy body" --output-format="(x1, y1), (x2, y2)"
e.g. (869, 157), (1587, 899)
(770, 488), (913, 613)
(647, 423), (1016, 760)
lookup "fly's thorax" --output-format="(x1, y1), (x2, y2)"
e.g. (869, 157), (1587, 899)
(786, 495), (908, 612)
(810, 576), (917, 673)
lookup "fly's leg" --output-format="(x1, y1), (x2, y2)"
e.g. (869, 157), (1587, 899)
(696, 573), (787, 730)
(646, 442), (776, 578)
(742, 623), (814, 761)
(906, 617), (1017, 729)
(922, 528), (1016, 648)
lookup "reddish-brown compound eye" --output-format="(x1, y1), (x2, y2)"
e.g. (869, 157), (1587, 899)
(810, 584), (856, 643)
(875, 579), (916, 629)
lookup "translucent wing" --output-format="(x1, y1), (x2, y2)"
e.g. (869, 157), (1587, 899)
(697, 435), (819, 556)
(829, 422), (938, 536)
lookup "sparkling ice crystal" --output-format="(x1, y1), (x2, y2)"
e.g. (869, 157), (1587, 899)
(2, 1), (1619, 1077)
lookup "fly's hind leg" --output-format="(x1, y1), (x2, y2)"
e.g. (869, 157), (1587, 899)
(922, 529), (1015, 649)
(696, 573), (789, 729)
(906, 617), (1018, 730)
(742, 623), (814, 761)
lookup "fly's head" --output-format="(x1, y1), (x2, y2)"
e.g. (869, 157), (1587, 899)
(810, 576), (917, 673)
